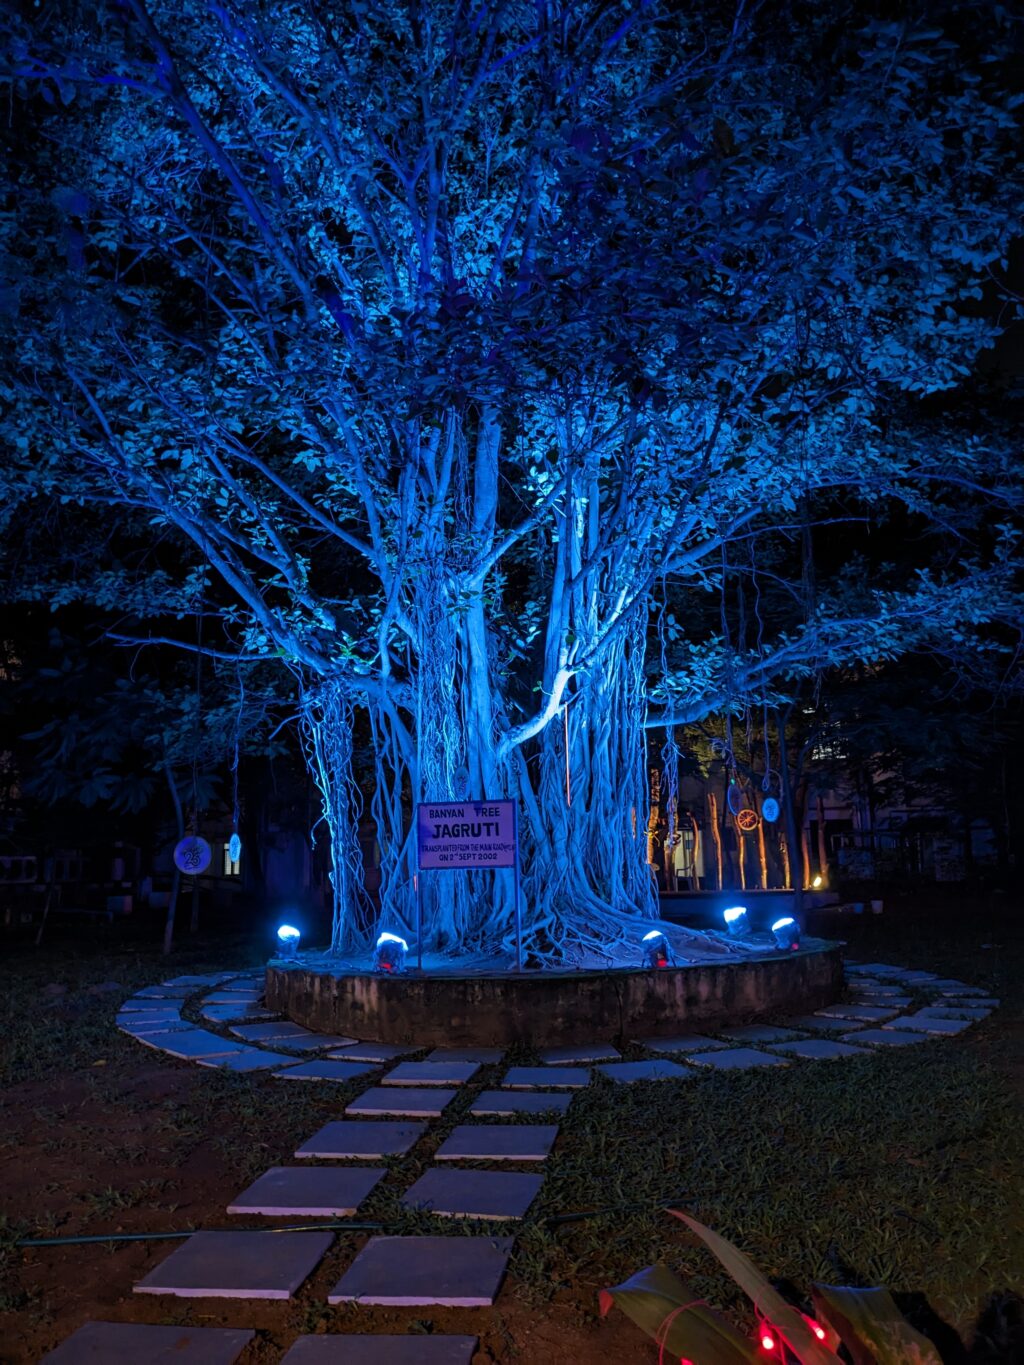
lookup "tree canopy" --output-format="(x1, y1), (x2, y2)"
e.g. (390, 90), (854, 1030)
(1, 0), (1021, 961)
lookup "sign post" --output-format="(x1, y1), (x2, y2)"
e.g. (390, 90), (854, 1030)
(416, 799), (521, 970)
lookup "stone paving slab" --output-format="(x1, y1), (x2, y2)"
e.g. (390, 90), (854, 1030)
(382, 1061), (480, 1087)
(165, 974), (232, 986)
(900, 971), (939, 983)
(42, 1323), (255, 1363)
(936, 985), (989, 997)
(280, 1336), (479, 1365)
(634, 1034), (730, 1053)
(231, 1021), (316, 1043)
(332, 1042), (420, 1063)
(470, 1090), (572, 1116)
(502, 1065), (589, 1089)
(919, 1004), (992, 1020)
(134, 987), (192, 1000)
(401, 1168), (543, 1220)
(685, 1048), (788, 1071)
(118, 1002), (183, 1017)
(941, 996), (999, 1008)
(883, 1014), (973, 1036)
(771, 1038), (871, 1061)
(327, 1234), (514, 1306)
(538, 1043), (621, 1064)
(118, 1017), (193, 1037)
(135, 1230), (333, 1299)
(425, 1046), (505, 1064)
(783, 1014), (859, 1033)
(296, 1120), (426, 1160)
(347, 1086), (458, 1118)
(200, 1006), (262, 1023)
(227, 1165), (386, 1216)
(596, 1059), (695, 1083)
(718, 1025), (807, 1043)
(850, 994), (912, 1009)
(842, 1028), (927, 1047)
(196, 1048), (301, 1072)
(156, 1031), (251, 1060)
(274, 1059), (379, 1083)
(815, 1004), (898, 1023)
(275, 1034), (361, 1053)
(435, 1124), (559, 1162)
(204, 993), (264, 1005)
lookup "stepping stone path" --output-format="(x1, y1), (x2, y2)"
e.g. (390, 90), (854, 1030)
(328, 1235), (514, 1306)
(435, 1124), (559, 1162)
(382, 1060), (480, 1086)
(134, 1230), (333, 1299)
(633, 1034), (729, 1052)
(597, 1059), (695, 1083)
(335, 1042), (420, 1062)
(42, 1323), (254, 1363)
(227, 1165), (385, 1216)
(281, 1338), (478, 1364)
(275, 1059), (379, 1083)
(718, 1024), (807, 1043)
(296, 1120), (426, 1159)
(686, 1047), (789, 1071)
(198, 1048), (302, 1072)
(842, 1027), (926, 1047)
(538, 1043), (620, 1064)
(815, 1004), (899, 1023)
(772, 1038), (871, 1061)
(402, 1168), (544, 1220)
(84, 957), (995, 1360)
(348, 1086), (459, 1118)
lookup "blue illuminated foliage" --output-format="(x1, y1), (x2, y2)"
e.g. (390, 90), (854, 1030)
(0, 2), (1020, 961)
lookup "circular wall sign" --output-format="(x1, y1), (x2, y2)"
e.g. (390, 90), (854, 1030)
(735, 808), (760, 832)
(761, 797), (780, 824)
(174, 836), (212, 875)
(228, 832), (242, 863)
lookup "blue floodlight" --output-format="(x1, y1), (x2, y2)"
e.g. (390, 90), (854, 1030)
(374, 931), (409, 974)
(276, 923), (301, 959)
(642, 929), (672, 969)
(771, 916), (800, 951)
(723, 905), (749, 937)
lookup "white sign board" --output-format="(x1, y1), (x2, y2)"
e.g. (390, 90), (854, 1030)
(416, 800), (517, 870)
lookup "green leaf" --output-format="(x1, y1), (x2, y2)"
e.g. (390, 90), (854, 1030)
(811, 1285), (942, 1365)
(670, 1213), (843, 1365)
(599, 1262), (759, 1364)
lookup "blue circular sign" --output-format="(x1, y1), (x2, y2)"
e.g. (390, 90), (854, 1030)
(228, 832), (242, 863)
(761, 797), (780, 823)
(173, 836), (211, 875)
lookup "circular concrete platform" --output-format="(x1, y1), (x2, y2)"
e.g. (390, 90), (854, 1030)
(265, 941), (844, 1047)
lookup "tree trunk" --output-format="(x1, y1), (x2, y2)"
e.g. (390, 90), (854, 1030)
(163, 761), (184, 956)
(775, 707), (803, 917)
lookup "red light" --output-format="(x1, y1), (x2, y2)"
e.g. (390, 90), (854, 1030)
(761, 1331), (776, 1352)
(812, 1322), (826, 1341)
(382, 963), (392, 972)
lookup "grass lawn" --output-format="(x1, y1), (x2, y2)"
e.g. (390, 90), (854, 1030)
(1, 893), (1022, 1362)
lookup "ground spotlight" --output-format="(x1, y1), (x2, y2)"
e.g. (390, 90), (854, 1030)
(276, 923), (301, 959)
(374, 931), (409, 973)
(812, 873), (823, 889)
(771, 916), (800, 951)
(641, 929), (673, 968)
(723, 905), (749, 937)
